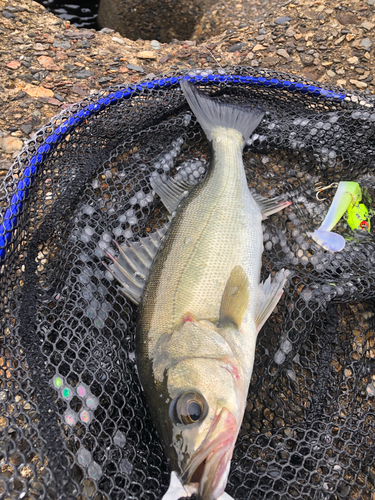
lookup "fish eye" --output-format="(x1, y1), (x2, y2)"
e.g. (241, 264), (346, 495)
(171, 392), (208, 425)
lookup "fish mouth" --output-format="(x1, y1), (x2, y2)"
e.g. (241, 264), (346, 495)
(182, 407), (238, 500)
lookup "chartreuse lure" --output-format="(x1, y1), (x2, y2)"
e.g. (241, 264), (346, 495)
(309, 181), (369, 252)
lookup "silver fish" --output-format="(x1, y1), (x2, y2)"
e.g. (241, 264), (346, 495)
(107, 80), (291, 500)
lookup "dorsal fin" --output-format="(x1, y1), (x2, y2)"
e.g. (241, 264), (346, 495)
(150, 175), (195, 214)
(219, 266), (249, 328)
(105, 222), (169, 305)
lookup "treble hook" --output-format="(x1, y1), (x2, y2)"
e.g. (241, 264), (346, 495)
(315, 182), (339, 201)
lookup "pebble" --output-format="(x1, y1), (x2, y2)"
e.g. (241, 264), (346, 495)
(112, 36), (125, 45)
(2, 11), (15, 19)
(52, 40), (71, 50)
(137, 51), (157, 59)
(299, 54), (314, 66)
(98, 76), (112, 84)
(127, 64), (144, 72)
(0, 136), (23, 153)
(350, 79), (368, 89)
(361, 22), (375, 30)
(275, 16), (291, 25)
(360, 38), (372, 50)
(37, 56), (60, 71)
(6, 61), (21, 69)
(276, 48), (291, 60)
(150, 40), (161, 50)
(100, 27), (114, 34)
(75, 70), (94, 79)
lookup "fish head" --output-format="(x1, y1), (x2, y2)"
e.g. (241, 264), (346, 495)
(155, 320), (246, 499)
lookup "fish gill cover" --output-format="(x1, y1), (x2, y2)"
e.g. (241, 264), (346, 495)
(0, 67), (374, 500)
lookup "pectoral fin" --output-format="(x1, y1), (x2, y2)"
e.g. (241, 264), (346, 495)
(252, 192), (291, 219)
(255, 269), (290, 332)
(219, 266), (249, 328)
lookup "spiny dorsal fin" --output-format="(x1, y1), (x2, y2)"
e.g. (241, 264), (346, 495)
(150, 174), (195, 214)
(219, 266), (249, 328)
(255, 269), (290, 332)
(105, 221), (169, 305)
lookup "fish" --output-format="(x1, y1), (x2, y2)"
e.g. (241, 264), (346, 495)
(106, 80), (291, 500)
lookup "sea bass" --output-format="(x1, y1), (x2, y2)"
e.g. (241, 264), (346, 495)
(107, 80), (291, 500)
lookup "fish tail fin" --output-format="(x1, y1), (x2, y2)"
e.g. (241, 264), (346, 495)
(180, 79), (265, 143)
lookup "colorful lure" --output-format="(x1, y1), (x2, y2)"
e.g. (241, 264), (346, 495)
(308, 181), (367, 252)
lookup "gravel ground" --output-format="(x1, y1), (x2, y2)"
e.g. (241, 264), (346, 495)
(0, 0), (375, 182)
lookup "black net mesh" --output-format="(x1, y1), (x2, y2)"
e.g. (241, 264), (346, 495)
(0, 67), (374, 500)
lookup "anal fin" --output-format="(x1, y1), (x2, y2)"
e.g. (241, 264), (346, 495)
(219, 266), (249, 328)
(151, 174), (196, 214)
(255, 269), (290, 332)
(105, 222), (169, 305)
(252, 192), (291, 219)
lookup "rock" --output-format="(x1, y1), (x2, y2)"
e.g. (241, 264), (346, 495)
(360, 38), (372, 50)
(137, 51), (157, 60)
(327, 70), (336, 77)
(119, 67), (129, 73)
(275, 16), (291, 25)
(0, 136), (23, 153)
(52, 40), (71, 50)
(37, 56), (60, 71)
(22, 84), (54, 98)
(100, 27), (114, 34)
(253, 44), (266, 52)
(127, 64), (145, 73)
(71, 85), (89, 96)
(75, 70), (94, 79)
(2, 11), (15, 19)
(361, 22), (375, 30)
(6, 61), (21, 70)
(337, 79), (347, 86)
(276, 48), (291, 60)
(64, 29), (96, 39)
(337, 12), (359, 25)
(334, 35), (345, 45)
(347, 56), (359, 64)
(98, 77), (112, 84)
(299, 54), (314, 66)
(150, 40), (161, 50)
(346, 33), (355, 42)
(350, 79), (368, 89)
(228, 42), (247, 52)
(112, 36), (125, 45)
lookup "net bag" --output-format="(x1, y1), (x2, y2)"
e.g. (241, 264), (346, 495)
(0, 67), (374, 500)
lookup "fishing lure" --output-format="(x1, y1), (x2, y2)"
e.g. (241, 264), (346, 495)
(309, 181), (369, 252)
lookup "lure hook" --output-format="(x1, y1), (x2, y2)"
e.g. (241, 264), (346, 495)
(315, 182), (339, 201)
